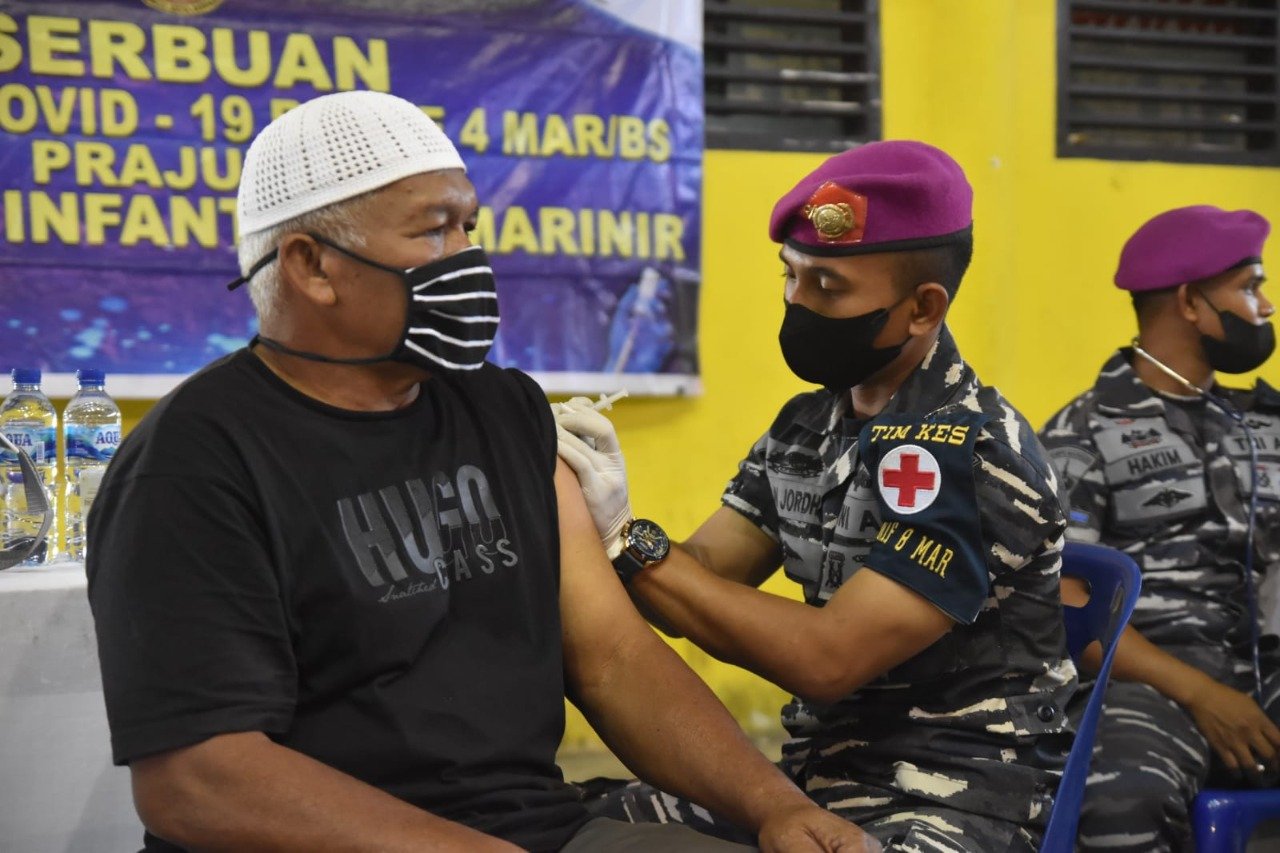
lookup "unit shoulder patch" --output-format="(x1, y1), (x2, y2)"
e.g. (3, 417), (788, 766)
(857, 410), (991, 623)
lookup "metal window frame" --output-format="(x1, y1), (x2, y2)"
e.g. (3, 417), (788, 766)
(1056, 0), (1280, 166)
(704, 0), (882, 153)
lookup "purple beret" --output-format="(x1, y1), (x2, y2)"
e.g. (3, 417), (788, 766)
(1115, 205), (1270, 292)
(769, 140), (973, 256)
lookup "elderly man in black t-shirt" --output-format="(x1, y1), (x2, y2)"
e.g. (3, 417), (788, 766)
(86, 91), (877, 853)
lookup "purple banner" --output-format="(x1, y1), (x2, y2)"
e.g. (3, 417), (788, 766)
(0, 0), (702, 397)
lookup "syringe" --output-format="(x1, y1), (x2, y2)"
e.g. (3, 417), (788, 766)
(592, 390), (629, 411)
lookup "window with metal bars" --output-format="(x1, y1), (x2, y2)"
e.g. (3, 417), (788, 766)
(1058, 0), (1280, 166)
(703, 0), (881, 152)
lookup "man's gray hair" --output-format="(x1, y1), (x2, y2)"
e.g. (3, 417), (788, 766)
(236, 191), (374, 328)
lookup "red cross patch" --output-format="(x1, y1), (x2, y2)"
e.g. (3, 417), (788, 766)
(877, 444), (941, 515)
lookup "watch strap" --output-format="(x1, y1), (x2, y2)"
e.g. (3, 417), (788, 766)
(611, 549), (647, 585)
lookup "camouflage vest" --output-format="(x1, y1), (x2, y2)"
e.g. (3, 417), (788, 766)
(1041, 349), (1280, 678)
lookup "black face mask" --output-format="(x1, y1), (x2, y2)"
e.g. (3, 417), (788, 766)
(778, 298), (910, 390)
(1198, 292), (1275, 374)
(233, 235), (499, 374)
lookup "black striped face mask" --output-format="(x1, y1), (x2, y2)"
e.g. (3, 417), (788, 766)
(235, 236), (499, 374)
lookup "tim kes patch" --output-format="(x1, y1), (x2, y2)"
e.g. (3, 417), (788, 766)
(857, 411), (991, 623)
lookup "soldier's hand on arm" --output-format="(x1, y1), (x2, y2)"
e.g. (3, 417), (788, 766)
(556, 402), (786, 591)
(557, 400), (787, 635)
(555, 460), (879, 852)
(553, 399), (632, 558)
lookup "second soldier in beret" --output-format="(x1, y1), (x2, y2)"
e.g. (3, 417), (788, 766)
(556, 140), (1078, 851)
(1040, 205), (1280, 852)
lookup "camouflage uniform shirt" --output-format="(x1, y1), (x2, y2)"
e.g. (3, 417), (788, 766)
(1040, 347), (1280, 686)
(724, 327), (1077, 830)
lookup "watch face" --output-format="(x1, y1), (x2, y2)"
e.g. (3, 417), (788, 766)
(628, 519), (670, 563)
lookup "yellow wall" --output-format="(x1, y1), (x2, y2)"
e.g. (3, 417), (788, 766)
(884, 0), (1280, 420)
(104, 1), (1280, 749)
(560, 0), (1280, 748)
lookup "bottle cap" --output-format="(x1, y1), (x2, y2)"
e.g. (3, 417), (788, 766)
(11, 368), (41, 385)
(76, 368), (105, 385)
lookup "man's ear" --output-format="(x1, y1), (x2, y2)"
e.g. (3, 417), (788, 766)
(1176, 283), (1203, 325)
(908, 282), (950, 334)
(278, 233), (338, 307)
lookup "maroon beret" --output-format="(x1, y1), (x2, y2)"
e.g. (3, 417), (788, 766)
(769, 140), (973, 256)
(1115, 205), (1270, 292)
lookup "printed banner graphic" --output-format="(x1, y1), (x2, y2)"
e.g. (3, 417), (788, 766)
(0, 0), (703, 396)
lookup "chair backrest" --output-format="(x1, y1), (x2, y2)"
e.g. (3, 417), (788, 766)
(1039, 542), (1142, 853)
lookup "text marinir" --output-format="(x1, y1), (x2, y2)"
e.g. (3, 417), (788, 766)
(3, 191), (687, 260)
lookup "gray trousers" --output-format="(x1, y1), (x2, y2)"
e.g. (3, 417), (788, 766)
(1074, 674), (1280, 853)
(561, 817), (756, 852)
(593, 779), (1039, 852)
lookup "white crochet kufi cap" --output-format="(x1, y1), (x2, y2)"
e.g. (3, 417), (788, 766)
(237, 90), (467, 236)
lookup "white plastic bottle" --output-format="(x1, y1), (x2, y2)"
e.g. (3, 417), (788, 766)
(63, 369), (121, 562)
(0, 369), (58, 565)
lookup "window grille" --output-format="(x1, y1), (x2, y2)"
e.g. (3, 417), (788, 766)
(704, 0), (882, 152)
(1058, 0), (1280, 165)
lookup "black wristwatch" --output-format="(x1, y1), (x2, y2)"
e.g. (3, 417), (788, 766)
(611, 518), (671, 585)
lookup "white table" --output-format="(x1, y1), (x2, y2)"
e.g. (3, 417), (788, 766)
(0, 561), (142, 851)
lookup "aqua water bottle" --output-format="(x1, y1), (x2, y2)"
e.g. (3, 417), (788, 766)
(0, 369), (58, 565)
(62, 369), (121, 562)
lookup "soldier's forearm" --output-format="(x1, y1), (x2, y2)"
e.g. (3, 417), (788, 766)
(1101, 623), (1217, 707)
(629, 546), (821, 693)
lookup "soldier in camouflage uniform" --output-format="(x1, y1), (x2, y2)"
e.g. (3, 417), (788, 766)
(1040, 205), (1280, 852)
(556, 141), (1077, 852)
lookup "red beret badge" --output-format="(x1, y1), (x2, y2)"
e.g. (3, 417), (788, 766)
(801, 182), (868, 244)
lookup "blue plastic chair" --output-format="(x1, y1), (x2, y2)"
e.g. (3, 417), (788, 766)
(1039, 542), (1143, 853)
(1193, 771), (1280, 850)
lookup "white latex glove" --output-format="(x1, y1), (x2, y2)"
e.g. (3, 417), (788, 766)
(552, 397), (632, 559)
